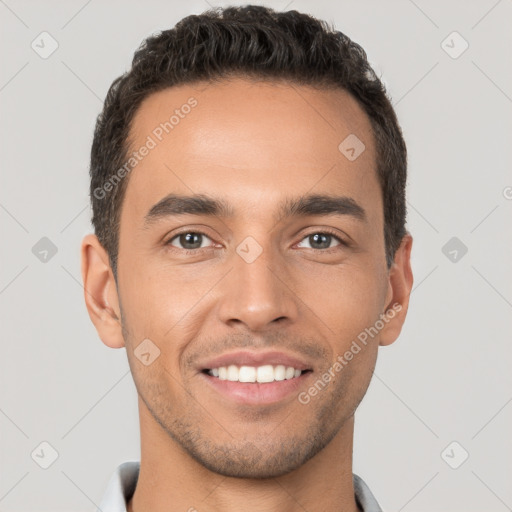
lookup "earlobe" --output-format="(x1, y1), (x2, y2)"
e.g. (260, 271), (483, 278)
(379, 233), (414, 347)
(81, 234), (125, 348)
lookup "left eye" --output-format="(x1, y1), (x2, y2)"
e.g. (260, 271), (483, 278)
(168, 232), (214, 250)
(297, 232), (343, 250)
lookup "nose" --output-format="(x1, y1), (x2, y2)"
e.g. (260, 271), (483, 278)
(216, 243), (299, 332)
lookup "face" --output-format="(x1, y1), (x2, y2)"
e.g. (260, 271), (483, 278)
(84, 78), (412, 478)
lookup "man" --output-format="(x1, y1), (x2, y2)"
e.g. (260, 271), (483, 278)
(82, 5), (413, 512)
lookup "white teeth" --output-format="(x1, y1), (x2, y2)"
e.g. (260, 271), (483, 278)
(274, 365), (286, 381)
(257, 365), (274, 383)
(227, 365), (239, 382)
(208, 364), (304, 383)
(285, 366), (295, 380)
(238, 366), (256, 383)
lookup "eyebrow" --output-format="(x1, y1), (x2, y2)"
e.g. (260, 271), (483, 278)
(143, 192), (367, 227)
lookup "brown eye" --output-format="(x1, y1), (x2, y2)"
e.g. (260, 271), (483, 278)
(297, 232), (344, 250)
(168, 232), (212, 250)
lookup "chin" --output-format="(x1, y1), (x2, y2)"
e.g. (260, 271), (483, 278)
(182, 434), (327, 479)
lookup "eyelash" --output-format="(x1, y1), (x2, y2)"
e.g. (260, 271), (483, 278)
(164, 228), (348, 254)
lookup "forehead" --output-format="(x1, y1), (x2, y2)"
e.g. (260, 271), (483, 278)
(123, 78), (379, 223)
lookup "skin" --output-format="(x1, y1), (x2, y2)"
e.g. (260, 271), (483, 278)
(82, 78), (413, 512)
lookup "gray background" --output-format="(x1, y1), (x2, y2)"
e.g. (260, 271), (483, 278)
(1, 0), (511, 510)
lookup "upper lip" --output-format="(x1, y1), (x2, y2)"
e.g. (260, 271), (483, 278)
(198, 350), (313, 371)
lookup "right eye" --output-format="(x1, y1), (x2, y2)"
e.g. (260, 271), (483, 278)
(166, 231), (215, 251)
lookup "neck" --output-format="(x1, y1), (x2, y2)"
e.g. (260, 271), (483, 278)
(128, 398), (361, 512)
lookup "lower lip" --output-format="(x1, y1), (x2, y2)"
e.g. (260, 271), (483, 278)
(201, 372), (311, 405)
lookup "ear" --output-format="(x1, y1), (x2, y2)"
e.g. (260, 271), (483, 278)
(379, 233), (413, 346)
(81, 234), (125, 348)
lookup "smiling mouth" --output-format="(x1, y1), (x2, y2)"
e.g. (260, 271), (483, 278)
(202, 364), (312, 383)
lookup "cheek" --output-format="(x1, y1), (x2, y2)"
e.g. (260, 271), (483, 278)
(293, 259), (387, 346)
(128, 358), (187, 422)
(118, 261), (218, 361)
